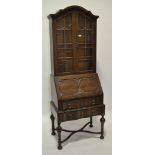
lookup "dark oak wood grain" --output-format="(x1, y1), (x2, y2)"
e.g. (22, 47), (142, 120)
(55, 73), (103, 100)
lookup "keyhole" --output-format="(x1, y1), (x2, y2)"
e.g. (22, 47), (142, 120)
(78, 34), (82, 37)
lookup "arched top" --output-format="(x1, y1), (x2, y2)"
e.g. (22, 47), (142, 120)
(48, 5), (99, 19)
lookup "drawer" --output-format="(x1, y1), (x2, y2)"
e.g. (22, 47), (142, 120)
(60, 96), (103, 110)
(59, 104), (105, 122)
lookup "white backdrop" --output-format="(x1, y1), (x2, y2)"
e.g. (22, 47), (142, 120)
(1, 0), (155, 155)
(42, 0), (112, 117)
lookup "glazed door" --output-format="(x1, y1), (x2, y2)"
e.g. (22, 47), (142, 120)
(75, 12), (96, 73)
(55, 13), (74, 75)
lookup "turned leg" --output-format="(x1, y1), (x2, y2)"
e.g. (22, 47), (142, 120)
(89, 116), (93, 127)
(57, 122), (62, 150)
(50, 114), (56, 135)
(100, 115), (105, 139)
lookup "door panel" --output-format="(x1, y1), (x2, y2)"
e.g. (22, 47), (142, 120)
(85, 48), (93, 56)
(78, 59), (93, 71)
(56, 17), (64, 29)
(65, 30), (72, 43)
(86, 31), (93, 44)
(56, 30), (64, 44)
(65, 14), (72, 29)
(76, 13), (95, 73)
(86, 17), (93, 29)
(57, 59), (73, 73)
(57, 49), (73, 58)
(55, 13), (74, 75)
(78, 14), (85, 29)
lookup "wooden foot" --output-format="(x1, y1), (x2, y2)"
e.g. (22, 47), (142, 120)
(58, 145), (62, 150)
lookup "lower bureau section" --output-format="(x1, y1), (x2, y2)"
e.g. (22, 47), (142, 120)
(58, 104), (105, 122)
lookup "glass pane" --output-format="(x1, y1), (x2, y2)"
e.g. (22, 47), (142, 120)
(65, 30), (72, 43)
(56, 17), (64, 29)
(57, 49), (64, 57)
(56, 30), (64, 44)
(57, 49), (73, 58)
(77, 48), (85, 57)
(78, 59), (93, 71)
(85, 48), (93, 56)
(57, 44), (73, 48)
(86, 44), (93, 48)
(86, 17), (93, 29)
(57, 59), (73, 73)
(65, 14), (72, 29)
(78, 14), (85, 29)
(86, 31), (93, 44)
(64, 49), (73, 57)
(77, 43), (85, 48)
(77, 48), (93, 57)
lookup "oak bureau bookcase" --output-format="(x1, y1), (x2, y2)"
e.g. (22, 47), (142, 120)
(48, 5), (105, 150)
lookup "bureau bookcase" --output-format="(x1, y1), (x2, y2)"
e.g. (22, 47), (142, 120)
(48, 5), (105, 150)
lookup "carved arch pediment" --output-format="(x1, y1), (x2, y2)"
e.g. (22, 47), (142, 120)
(48, 5), (99, 19)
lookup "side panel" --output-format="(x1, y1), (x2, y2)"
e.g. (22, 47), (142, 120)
(50, 74), (58, 108)
(49, 18), (55, 75)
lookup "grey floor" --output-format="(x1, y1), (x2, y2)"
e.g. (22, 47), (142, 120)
(42, 110), (112, 155)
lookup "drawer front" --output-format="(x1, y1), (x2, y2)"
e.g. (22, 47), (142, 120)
(60, 96), (103, 110)
(59, 104), (105, 122)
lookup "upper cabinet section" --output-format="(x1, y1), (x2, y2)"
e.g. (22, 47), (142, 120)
(48, 6), (99, 76)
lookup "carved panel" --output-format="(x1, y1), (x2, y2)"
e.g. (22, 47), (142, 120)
(55, 73), (103, 100)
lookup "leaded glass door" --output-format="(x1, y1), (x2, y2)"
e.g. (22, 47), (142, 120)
(76, 13), (96, 73)
(55, 13), (73, 74)
(53, 10), (97, 75)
